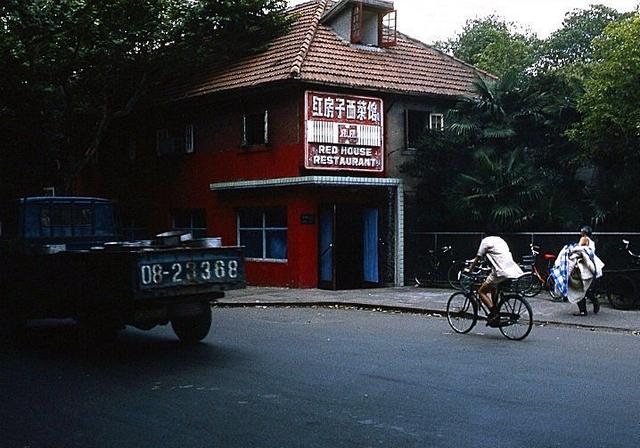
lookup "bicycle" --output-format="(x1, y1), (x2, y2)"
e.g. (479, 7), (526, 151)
(519, 244), (562, 301)
(446, 271), (533, 341)
(414, 245), (459, 288)
(597, 239), (640, 310)
(447, 258), (491, 290)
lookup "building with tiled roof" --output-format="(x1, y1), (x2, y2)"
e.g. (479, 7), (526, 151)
(163, 0), (484, 101)
(93, 0), (486, 289)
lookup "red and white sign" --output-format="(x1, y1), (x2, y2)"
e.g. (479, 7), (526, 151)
(305, 91), (384, 172)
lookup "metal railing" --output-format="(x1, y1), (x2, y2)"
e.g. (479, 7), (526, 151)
(405, 231), (640, 285)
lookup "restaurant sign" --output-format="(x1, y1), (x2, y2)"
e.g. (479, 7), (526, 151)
(305, 91), (383, 172)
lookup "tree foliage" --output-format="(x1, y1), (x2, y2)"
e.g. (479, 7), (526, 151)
(411, 4), (639, 231)
(538, 4), (628, 72)
(571, 13), (640, 228)
(0, 0), (290, 198)
(435, 15), (540, 77)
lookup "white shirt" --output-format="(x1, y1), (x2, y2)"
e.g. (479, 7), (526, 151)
(477, 236), (524, 279)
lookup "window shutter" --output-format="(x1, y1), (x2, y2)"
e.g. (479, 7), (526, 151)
(351, 2), (363, 44)
(241, 114), (248, 147)
(263, 110), (269, 145)
(380, 10), (397, 48)
(185, 124), (194, 153)
(404, 109), (410, 150)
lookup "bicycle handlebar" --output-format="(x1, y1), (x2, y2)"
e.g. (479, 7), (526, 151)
(622, 239), (640, 259)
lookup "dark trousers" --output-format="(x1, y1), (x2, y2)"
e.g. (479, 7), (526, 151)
(577, 284), (599, 312)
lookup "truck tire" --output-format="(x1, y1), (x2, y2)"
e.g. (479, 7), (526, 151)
(171, 305), (212, 344)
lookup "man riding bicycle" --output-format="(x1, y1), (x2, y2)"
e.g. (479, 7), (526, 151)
(465, 224), (524, 324)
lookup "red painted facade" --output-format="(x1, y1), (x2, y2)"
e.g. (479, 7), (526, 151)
(88, 86), (395, 289)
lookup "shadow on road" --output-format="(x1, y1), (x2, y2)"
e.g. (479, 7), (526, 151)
(0, 320), (241, 370)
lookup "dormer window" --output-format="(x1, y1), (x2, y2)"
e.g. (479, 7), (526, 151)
(324, 0), (397, 48)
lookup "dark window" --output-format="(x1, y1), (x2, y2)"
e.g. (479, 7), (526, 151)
(23, 201), (116, 238)
(94, 203), (116, 236)
(405, 110), (430, 149)
(171, 208), (206, 238)
(238, 207), (287, 260)
(156, 124), (194, 156)
(242, 111), (268, 146)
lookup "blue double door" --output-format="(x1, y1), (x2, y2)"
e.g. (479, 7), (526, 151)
(319, 204), (380, 290)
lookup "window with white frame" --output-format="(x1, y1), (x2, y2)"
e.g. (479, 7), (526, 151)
(429, 113), (444, 131)
(171, 208), (206, 238)
(237, 207), (287, 260)
(242, 111), (268, 146)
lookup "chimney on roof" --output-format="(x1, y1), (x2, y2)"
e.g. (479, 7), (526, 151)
(322, 0), (397, 48)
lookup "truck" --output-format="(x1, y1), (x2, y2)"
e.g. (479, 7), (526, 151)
(0, 196), (245, 343)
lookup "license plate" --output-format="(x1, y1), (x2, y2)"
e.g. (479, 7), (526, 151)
(138, 256), (240, 289)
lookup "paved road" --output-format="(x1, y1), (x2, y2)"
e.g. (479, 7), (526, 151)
(1, 308), (639, 447)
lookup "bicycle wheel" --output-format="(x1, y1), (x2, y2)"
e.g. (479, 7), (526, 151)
(446, 292), (478, 334)
(520, 272), (542, 297)
(414, 272), (432, 287)
(447, 261), (467, 290)
(545, 276), (563, 301)
(498, 294), (533, 341)
(607, 274), (637, 310)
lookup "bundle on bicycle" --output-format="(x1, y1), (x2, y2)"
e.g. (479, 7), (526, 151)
(549, 227), (605, 315)
(446, 270), (533, 340)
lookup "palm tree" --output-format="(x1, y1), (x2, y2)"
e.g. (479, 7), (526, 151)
(451, 148), (544, 228)
(446, 73), (549, 229)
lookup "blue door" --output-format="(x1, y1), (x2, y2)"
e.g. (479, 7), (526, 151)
(318, 206), (334, 288)
(363, 207), (379, 284)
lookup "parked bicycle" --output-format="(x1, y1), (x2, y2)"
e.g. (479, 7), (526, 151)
(519, 244), (562, 301)
(446, 270), (533, 340)
(594, 239), (640, 310)
(414, 245), (463, 288)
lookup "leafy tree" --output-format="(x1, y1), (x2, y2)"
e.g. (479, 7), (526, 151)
(538, 4), (628, 73)
(435, 15), (540, 77)
(571, 13), (640, 228)
(0, 0), (290, 199)
(404, 73), (588, 231)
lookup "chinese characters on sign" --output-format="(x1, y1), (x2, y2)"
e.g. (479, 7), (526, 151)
(305, 91), (383, 172)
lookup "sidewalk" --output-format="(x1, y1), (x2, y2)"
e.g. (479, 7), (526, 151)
(219, 286), (640, 333)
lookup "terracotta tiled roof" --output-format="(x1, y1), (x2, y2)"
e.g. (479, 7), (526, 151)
(161, 0), (486, 102)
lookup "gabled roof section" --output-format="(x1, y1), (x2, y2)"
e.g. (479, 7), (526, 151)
(160, 0), (488, 103)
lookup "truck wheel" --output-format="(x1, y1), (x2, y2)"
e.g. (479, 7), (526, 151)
(171, 306), (212, 344)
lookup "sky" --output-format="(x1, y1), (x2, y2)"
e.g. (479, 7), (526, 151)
(287, 0), (639, 44)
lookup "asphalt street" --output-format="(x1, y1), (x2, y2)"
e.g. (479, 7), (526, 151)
(1, 307), (639, 448)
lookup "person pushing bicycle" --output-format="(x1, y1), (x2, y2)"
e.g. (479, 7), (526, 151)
(465, 223), (524, 324)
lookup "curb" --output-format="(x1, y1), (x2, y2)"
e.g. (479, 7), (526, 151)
(213, 301), (639, 334)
